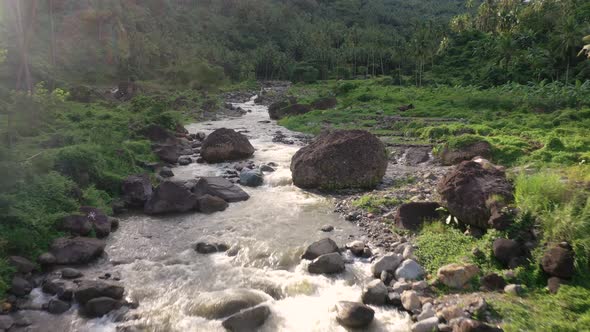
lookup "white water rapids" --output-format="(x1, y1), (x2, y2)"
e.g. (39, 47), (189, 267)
(24, 96), (412, 332)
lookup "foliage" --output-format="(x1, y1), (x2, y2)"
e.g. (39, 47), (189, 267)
(352, 195), (402, 214)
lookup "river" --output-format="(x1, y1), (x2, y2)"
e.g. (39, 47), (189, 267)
(24, 96), (411, 332)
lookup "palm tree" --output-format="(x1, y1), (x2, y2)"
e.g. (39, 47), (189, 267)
(554, 16), (581, 84)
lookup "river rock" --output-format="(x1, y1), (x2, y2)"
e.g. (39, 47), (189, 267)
(335, 301), (375, 328)
(541, 245), (574, 279)
(394, 202), (441, 231)
(412, 316), (440, 332)
(392, 281), (412, 293)
(453, 318), (503, 332)
(8, 256), (35, 274)
(61, 268), (83, 279)
(74, 280), (125, 304)
(504, 284), (523, 296)
(191, 177), (250, 203)
(159, 167), (174, 178)
(194, 242), (228, 254)
(395, 259), (425, 280)
(345, 240), (365, 257)
(492, 239), (522, 267)
(401, 290), (421, 312)
(321, 225), (334, 232)
(0, 315), (14, 330)
(260, 165), (275, 172)
(10, 277), (32, 297)
(437, 263), (480, 289)
(440, 140), (492, 166)
(371, 254), (403, 277)
(239, 169), (264, 187)
(49, 237), (106, 265)
(222, 305), (271, 331)
(191, 289), (271, 319)
(200, 128), (255, 163)
(12, 312), (32, 327)
(80, 206), (111, 238)
(438, 159), (513, 230)
(84, 297), (121, 318)
(301, 238), (339, 260)
(290, 130), (387, 190)
(47, 299), (71, 314)
(362, 280), (388, 306)
(60, 214), (92, 236)
(122, 174), (153, 207)
(308, 253), (345, 274)
(144, 181), (198, 214)
(196, 194), (229, 214)
(178, 156), (192, 165)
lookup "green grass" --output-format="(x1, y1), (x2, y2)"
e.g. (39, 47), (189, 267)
(352, 194), (403, 213)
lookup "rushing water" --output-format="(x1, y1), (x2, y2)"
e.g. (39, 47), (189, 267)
(25, 96), (411, 332)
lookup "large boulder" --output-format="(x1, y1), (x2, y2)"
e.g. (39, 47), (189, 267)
(437, 159), (513, 230)
(191, 177), (250, 203)
(437, 263), (480, 289)
(301, 238), (339, 260)
(311, 97), (337, 110)
(200, 128), (255, 163)
(541, 245), (575, 279)
(439, 139), (492, 166)
(308, 253), (345, 274)
(222, 305), (271, 331)
(74, 280), (125, 304)
(335, 301), (375, 328)
(144, 181), (198, 214)
(239, 169), (264, 187)
(395, 259), (425, 280)
(269, 103), (312, 120)
(49, 237), (106, 265)
(291, 130), (387, 190)
(10, 276), (32, 297)
(122, 174), (153, 208)
(153, 144), (180, 164)
(394, 202), (441, 231)
(190, 289), (271, 319)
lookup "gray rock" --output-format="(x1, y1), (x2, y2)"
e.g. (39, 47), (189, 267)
(38, 252), (56, 266)
(49, 237), (106, 265)
(387, 292), (402, 307)
(308, 253), (345, 274)
(196, 194), (228, 214)
(200, 128), (255, 163)
(301, 238), (340, 260)
(74, 280), (125, 304)
(121, 174), (153, 208)
(178, 156), (192, 165)
(401, 290), (421, 312)
(239, 169), (264, 187)
(10, 277), (32, 297)
(144, 181), (198, 214)
(362, 280), (388, 306)
(222, 305), (271, 331)
(395, 259), (425, 280)
(392, 281), (412, 293)
(504, 284), (523, 296)
(417, 303), (436, 321)
(411, 316), (439, 332)
(192, 289), (271, 319)
(159, 167), (174, 178)
(60, 214), (92, 236)
(12, 312), (32, 327)
(84, 297), (121, 318)
(371, 254), (403, 277)
(320, 225), (334, 232)
(47, 299), (71, 314)
(260, 165), (275, 172)
(191, 177), (250, 203)
(0, 315), (14, 330)
(9, 256), (35, 274)
(335, 301), (375, 328)
(346, 240), (366, 257)
(61, 268), (83, 279)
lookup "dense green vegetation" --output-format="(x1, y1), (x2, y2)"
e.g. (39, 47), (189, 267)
(0, 0), (589, 329)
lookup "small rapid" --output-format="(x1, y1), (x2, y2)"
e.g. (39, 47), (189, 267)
(25, 96), (411, 332)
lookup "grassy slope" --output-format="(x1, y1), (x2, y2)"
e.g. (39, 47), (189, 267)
(280, 78), (590, 331)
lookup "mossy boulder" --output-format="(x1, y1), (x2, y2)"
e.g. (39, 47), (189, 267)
(438, 135), (492, 165)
